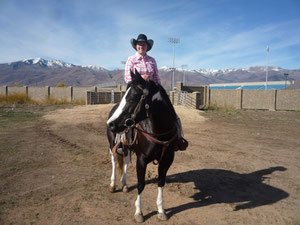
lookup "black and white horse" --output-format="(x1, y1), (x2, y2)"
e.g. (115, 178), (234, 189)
(107, 70), (179, 222)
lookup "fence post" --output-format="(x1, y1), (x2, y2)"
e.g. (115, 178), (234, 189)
(208, 88), (211, 106)
(169, 91), (175, 105)
(274, 90), (277, 111)
(177, 82), (183, 92)
(71, 86), (73, 102)
(111, 90), (114, 103)
(86, 91), (91, 105)
(204, 86), (209, 106)
(240, 89), (243, 109)
(177, 92), (181, 105)
(192, 91), (200, 109)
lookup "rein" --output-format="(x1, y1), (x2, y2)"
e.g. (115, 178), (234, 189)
(133, 124), (177, 165)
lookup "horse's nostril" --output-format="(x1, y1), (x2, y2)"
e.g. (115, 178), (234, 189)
(108, 122), (115, 130)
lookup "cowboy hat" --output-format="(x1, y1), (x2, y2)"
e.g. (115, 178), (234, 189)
(130, 34), (154, 52)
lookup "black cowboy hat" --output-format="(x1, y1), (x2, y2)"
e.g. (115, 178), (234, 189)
(130, 34), (154, 52)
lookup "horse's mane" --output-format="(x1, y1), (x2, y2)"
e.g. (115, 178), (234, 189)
(150, 80), (177, 122)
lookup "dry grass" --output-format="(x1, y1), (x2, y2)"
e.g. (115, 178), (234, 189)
(0, 94), (85, 105)
(0, 93), (38, 104)
(204, 103), (239, 114)
(44, 96), (74, 105)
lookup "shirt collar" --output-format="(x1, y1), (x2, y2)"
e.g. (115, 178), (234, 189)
(135, 52), (148, 60)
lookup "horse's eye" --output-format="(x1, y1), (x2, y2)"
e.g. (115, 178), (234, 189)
(127, 94), (139, 103)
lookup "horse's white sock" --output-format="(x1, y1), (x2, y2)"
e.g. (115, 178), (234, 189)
(157, 187), (164, 213)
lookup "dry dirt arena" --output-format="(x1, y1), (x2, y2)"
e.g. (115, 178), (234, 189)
(0, 104), (299, 225)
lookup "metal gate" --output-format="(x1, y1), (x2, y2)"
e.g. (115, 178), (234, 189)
(177, 91), (196, 108)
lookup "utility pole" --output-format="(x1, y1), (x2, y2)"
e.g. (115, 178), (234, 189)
(168, 37), (180, 91)
(265, 46), (270, 90)
(121, 61), (126, 85)
(181, 64), (188, 86)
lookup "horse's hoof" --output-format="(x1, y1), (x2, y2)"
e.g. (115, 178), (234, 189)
(157, 213), (168, 221)
(122, 185), (129, 193)
(134, 212), (144, 223)
(109, 186), (115, 193)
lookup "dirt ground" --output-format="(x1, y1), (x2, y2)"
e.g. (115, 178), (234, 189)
(0, 104), (299, 225)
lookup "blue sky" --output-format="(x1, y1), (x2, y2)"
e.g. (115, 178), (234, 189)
(0, 0), (300, 70)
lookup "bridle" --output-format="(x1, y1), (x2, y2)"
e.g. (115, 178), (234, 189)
(124, 84), (150, 129)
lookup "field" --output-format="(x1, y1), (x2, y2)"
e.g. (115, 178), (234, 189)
(0, 104), (299, 225)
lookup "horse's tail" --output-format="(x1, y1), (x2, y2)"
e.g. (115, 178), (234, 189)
(116, 153), (124, 177)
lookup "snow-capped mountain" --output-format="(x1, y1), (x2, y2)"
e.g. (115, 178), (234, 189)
(0, 58), (111, 86)
(0, 58), (299, 87)
(82, 65), (107, 71)
(19, 58), (108, 71)
(22, 58), (75, 68)
(157, 65), (299, 87)
(160, 66), (283, 76)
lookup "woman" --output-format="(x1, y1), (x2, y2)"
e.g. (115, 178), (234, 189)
(124, 34), (160, 84)
(123, 34), (187, 151)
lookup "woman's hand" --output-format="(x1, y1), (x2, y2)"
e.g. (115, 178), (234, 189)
(141, 74), (150, 80)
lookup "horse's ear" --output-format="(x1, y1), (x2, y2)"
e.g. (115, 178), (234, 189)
(131, 69), (144, 83)
(134, 69), (141, 78)
(130, 69), (137, 80)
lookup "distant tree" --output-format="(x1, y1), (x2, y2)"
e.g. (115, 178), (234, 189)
(56, 82), (66, 87)
(13, 83), (19, 87)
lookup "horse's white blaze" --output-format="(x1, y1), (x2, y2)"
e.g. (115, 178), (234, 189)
(135, 194), (142, 215)
(107, 87), (131, 125)
(110, 149), (116, 187)
(157, 187), (164, 213)
(121, 153), (130, 185)
(152, 91), (162, 102)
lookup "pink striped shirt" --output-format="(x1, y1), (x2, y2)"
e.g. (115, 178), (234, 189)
(124, 52), (160, 84)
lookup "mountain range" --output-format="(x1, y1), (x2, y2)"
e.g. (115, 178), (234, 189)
(0, 58), (299, 88)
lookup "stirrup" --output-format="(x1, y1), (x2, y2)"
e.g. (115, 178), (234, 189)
(177, 137), (188, 151)
(116, 147), (124, 155)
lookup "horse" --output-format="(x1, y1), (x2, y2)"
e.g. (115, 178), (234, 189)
(106, 70), (179, 222)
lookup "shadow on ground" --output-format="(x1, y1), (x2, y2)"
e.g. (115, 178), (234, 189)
(163, 166), (289, 218)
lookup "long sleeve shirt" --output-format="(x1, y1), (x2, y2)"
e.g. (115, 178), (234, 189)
(124, 52), (160, 84)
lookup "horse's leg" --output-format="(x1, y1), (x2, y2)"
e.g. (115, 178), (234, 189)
(109, 149), (116, 193)
(157, 151), (174, 221)
(120, 152), (130, 193)
(134, 157), (147, 223)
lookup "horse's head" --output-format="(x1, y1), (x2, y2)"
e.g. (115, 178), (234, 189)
(107, 70), (154, 133)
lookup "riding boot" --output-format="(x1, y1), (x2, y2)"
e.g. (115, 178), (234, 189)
(116, 142), (124, 155)
(115, 133), (125, 155)
(177, 137), (189, 150)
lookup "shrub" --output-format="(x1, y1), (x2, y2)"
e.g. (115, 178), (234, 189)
(204, 103), (218, 110)
(56, 83), (67, 87)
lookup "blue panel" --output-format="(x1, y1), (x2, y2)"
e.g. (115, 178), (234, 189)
(210, 84), (290, 90)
